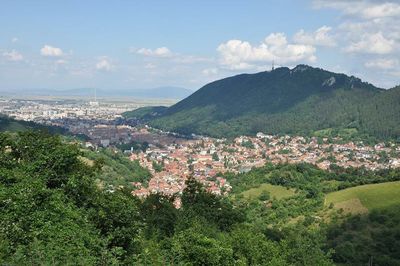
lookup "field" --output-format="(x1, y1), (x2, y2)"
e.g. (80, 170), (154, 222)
(325, 181), (400, 214)
(313, 127), (358, 139)
(241, 183), (296, 200)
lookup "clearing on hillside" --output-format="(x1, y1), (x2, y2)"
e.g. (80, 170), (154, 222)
(325, 181), (400, 214)
(241, 183), (296, 200)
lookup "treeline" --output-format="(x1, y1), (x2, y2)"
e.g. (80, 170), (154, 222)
(225, 163), (400, 196)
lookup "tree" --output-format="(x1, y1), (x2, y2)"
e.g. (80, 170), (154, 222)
(258, 190), (270, 201)
(140, 193), (178, 238)
(0, 131), (111, 264)
(229, 226), (285, 265)
(171, 228), (234, 266)
(212, 152), (219, 161)
(0, 132), (142, 264)
(181, 177), (245, 231)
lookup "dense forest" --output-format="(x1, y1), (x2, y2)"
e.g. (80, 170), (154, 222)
(140, 65), (400, 140)
(1, 131), (400, 265)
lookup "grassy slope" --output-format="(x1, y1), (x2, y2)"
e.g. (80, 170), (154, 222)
(241, 183), (296, 200)
(325, 181), (400, 213)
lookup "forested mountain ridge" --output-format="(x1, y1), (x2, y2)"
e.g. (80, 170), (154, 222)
(165, 64), (380, 116)
(147, 65), (399, 139)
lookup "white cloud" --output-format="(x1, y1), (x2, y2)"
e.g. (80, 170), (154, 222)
(172, 55), (212, 64)
(136, 47), (172, 57)
(40, 45), (64, 57)
(11, 37), (18, 43)
(96, 57), (114, 71)
(264, 33), (287, 46)
(362, 2), (400, 19)
(3, 49), (23, 61)
(314, 0), (400, 88)
(364, 58), (398, 69)
(56, 59), (67, 65)
(313, 1), (400, 19)
(314, 0), (400, 60)
(144, 63), (156, 69)
(217, 33), (316, 70)
(345, 32), (395, 54)
(202, 68), (218, 76)
(294, 26), (336, 47)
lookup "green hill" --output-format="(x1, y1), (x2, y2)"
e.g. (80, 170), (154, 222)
(0, 115), (67, 134)
(146, 65), (399, 139)
(325, 181), (400, 214)
(122, 106), (167, 120)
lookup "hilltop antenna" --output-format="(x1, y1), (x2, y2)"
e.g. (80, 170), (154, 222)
(272, 60), (275, 71)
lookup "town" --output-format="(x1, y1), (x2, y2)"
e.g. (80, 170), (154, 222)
(128, 127), (400, 201)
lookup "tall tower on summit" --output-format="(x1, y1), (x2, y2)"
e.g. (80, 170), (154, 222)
(272, 60), (275, 71)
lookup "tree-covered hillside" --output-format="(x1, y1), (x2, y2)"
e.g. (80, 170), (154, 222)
(358, 85), (400, 139)
(82, 147), (151, 189)
(122, 106), (167, 120)
(0, 115), (67, 135)
(147, 65), (400, 140)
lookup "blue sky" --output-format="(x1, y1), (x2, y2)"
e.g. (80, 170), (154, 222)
(0, 0), (399, 91)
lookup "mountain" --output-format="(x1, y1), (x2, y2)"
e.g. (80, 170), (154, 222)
(146, 65), (399, 139)
(1, 86), (193, 100)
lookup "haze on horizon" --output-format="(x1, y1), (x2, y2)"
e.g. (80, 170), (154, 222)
(0, 0), (399, 91)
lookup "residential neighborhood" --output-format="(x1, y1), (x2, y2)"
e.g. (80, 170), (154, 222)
(129, 127), (400, 199)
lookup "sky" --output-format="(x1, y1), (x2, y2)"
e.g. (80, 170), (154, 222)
(0, 0), (399, 91)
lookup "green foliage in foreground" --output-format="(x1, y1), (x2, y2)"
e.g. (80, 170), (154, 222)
(0, 131), (335, 265)
(327, 206), (400, 265)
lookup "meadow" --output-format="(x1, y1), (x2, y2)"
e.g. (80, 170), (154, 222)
(325, 181), (400, 214)
(241, 183), (296, 200)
